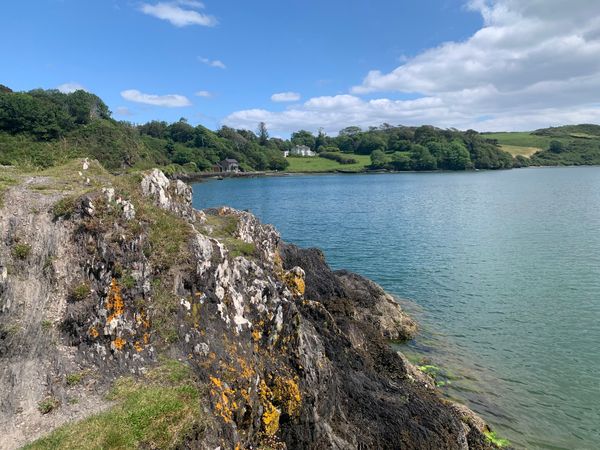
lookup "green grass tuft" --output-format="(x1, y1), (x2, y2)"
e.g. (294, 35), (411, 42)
(12, 242), (31, 260)
(24, 361), (205, 450)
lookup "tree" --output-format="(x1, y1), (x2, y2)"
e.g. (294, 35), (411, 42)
(549, 140), (565, 153)
(168, 119), (195, 143)
(410, 144), (437, 170)
(356, 133), (386, 155)
(257, 122), (269, 145)
(338, 126), (361, 137)
(370, 149), (390, 168)
(440, 140), (472, 170)
(291, 130), (316, 149)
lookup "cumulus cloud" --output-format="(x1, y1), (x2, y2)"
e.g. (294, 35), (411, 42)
(57, 82), (86, 93)
(199, 57), (226, 69)
(225, 0), (600, 134)
(271, 92), (301, 102)
(195, 90), (212, 98)
(121, 89), (191, 107)
(140, 1), (217, 27)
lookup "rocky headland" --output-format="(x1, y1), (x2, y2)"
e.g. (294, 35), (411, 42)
(0, 160), (501, 449)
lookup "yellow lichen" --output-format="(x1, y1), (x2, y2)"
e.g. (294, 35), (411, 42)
(262, 402), (281, 436)
(284, 271), (305, 296)
(143, 333), (150, 344)
(134, 341), (143, 352)
(89, 326), (99, 339)
(272, 377), (302, 416)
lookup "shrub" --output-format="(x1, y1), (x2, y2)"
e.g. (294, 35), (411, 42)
(319, 152), (357, 164)
(52, 196), (78, 219)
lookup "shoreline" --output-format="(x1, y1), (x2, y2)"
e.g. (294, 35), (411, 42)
(175, 163), (599, 183)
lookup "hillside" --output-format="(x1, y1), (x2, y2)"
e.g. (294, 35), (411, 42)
(482, 125), (600, 165)
(0, 161), (502, 449)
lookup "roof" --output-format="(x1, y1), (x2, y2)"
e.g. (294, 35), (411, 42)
(222, 158), (238, 164)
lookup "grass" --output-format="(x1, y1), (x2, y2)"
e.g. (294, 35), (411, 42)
(38, 397), (60, 415)
(69, 282), (91, 302)
(202, 213), (256, 258)
(66, 372), (85, 386)
(12, 242), (31, 260)
(24, 361), (205, 450)
(481, 131), (554, 148)
(285, 154), (371, 173)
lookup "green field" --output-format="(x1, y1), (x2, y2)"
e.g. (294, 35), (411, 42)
(285, 154), (371, 173)
(481, 132), (552, 148)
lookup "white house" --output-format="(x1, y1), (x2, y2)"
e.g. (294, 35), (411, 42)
(289, 145), (316, 157)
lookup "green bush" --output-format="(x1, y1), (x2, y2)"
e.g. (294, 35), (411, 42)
(319, 152), (357, 164)
(52, 196), (78, 219)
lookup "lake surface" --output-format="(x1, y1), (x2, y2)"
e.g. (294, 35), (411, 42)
(192, 167), (600, 449)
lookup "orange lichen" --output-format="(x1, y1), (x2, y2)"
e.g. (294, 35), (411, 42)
(105, 279), (125, 322)
(252, 328), (262, 342)
(210, 377), (236, 424)
(89, 326), (99, 339)
(134, 341), (143, 352)
(210, 376), (223, 389)
(113, 337), (126, 350)
(135, 310), (150, 329)
(143, 333), (150, 344)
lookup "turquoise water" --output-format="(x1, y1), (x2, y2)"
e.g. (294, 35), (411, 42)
(192, 167), (600, 449)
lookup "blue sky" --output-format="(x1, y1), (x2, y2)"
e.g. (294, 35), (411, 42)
(3, 1), (600, 135)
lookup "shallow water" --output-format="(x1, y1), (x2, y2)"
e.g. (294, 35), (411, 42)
(192, 167), (600, 449)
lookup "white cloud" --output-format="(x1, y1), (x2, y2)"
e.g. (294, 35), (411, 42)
(57, 82), (86, 94)
(121, 89), (192, 107)
(271, 92), (301, 102)
(140, 2), (217, 27)
(225, 0), (600, 134)
(199, 57), (226, 69)
(195, 90), (212, 98)
(115, 106), (133, 116)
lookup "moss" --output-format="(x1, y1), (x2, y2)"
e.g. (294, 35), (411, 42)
(12, 242), (31, 260)
(484, 431), (511, 448)
(25, 361), (205, 450)
(38, 396), (60, 414)
(41, 320), (53, 330)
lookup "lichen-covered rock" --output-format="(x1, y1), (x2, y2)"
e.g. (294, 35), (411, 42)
(141, 168), (195, 221)
(0, 168), (499, 450)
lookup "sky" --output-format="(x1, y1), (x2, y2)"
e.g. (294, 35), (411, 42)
(3, 0), (600, 136)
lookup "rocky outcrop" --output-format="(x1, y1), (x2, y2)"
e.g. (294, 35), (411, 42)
(0, 165), (499, 450)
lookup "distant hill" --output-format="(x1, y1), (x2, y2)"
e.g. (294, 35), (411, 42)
(482, 125), (600, 166)
(2, 84), (600, 172)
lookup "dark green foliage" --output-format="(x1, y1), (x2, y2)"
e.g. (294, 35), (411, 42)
(291, 130), (316, 149)
(319, 152), (357, 164)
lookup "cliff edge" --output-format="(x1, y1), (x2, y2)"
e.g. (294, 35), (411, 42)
(0, 161), (499, 449)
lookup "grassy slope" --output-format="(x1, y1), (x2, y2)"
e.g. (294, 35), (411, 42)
(286, 154), (371, 172)
(23, 361), (205, 450)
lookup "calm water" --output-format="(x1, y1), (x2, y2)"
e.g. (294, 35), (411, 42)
(192, 167), (600, 449)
